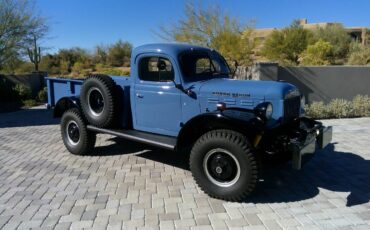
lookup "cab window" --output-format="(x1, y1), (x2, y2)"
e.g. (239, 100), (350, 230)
(139, 57), (174, 82)
(179, 51), (230, 81)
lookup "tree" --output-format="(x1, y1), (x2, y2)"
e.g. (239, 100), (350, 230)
(57, 47), (91, 72)
(107, 40), (132, 67)
(39, 54), (61, 75)
(0, 0), (48, 70)
(299, 39), (333, 65)
(158, 1), (255, 68)
(312, 24), (351, 64)
(261, 21), (313, 65)
(212, 22), (255, 67)
(93, 44), (108, 65)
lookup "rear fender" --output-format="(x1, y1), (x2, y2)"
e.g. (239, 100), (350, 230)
(54, 97), (81, 118)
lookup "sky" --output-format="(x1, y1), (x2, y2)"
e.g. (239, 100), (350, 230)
(36, 0), (370, 53)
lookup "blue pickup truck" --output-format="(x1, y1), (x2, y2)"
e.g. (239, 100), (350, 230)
(47, 43), (332, 201)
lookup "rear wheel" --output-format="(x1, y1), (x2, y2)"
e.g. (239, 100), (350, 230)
(61, 108), (96, 155)
(190, 129), (258, 201)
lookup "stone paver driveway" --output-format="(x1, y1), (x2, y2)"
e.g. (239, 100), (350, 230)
(0, 108), (370, 229)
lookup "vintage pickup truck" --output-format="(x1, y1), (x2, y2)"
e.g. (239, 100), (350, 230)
(46, 43), (332, 201)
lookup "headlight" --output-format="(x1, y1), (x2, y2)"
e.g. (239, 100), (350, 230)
(300, 95), (306, 115)
(285, 89), (300, 99)
(265, 103), (273, 119)
(300, 95), (306, 108)
(255, 102), (273, 120)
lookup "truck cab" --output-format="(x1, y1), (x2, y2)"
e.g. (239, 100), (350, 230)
(130, 44), (298, 136)
(47, 43), (332, 201)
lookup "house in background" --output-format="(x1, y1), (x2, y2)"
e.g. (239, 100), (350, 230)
(251, 19), (369, 61)
(253, 19), (369, 46)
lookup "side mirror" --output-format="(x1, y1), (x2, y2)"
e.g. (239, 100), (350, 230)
(173, 81), (196, 99)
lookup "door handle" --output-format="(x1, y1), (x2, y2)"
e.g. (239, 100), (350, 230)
(136, 93), (143, 98)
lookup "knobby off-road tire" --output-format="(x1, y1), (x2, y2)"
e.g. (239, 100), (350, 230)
(80, 74), (119, 128)
(190, 129), (258, 201)
(61, 108), (96, 155)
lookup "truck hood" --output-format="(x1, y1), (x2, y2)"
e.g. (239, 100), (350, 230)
(196, 78), (296, 100)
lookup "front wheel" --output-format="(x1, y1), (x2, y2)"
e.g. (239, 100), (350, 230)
(190, 129), (259, 201)
(61, 108), (96, 155)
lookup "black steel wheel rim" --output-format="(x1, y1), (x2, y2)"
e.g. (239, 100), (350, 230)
(203, 148), (241, 187)
(66, 121), (80, 145)
(88, 87), (104, 116)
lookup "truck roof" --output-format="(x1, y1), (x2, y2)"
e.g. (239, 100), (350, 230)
(132, 43), (212, 59)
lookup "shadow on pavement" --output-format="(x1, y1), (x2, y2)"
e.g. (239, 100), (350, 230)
(93, 139), (370, 207)
(137, 149), (190, 171)
(248, 143), (370, 207)
(0, 108), (59, 128)
(89, 137), (190, 170)
(89, 137), (150, 156)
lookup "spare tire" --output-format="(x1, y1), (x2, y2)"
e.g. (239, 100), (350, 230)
(80, 74), (118, 128)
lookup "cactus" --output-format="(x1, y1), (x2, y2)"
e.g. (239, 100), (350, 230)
(27, 35), (41, 72)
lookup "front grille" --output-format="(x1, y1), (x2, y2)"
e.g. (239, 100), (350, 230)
(284, 96), (300, 122)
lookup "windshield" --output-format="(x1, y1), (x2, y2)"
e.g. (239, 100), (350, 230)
(179, 50), (230, 81)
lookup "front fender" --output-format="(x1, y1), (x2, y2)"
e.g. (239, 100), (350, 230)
(176, 109), (265, 149)
(221, 109), (264, 129)
(53, 96), (81, 118)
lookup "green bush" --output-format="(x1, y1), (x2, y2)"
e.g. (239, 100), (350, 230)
(122, 70), (130, 76)
(299, 39), (333, 66)
(13, 84), (32, 100)
(305, 101), (328, 119)
(347, 43), (370, 65)
(327, 99), (353, 118)
(96, 67), (130, 76)
(14, 62), (34, 74)
(352, 95), (370, 117)
(37, 87), (48, 102)
(305, 95), (370, 119)
(22, 99), (37, 107)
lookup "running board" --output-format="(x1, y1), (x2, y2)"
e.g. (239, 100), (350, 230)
(87, 125), (177, 151)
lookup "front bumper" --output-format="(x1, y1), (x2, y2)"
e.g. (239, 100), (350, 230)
(291, 120), (333, 170)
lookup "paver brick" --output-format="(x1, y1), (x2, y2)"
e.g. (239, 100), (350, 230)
(0, 108), (370, 229)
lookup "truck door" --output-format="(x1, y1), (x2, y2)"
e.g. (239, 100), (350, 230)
(133, 55), (182, 136)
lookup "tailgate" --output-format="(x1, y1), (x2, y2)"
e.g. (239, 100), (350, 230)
(46, 77), (84, 107)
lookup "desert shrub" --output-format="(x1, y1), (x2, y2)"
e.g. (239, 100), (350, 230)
(71, 61), (84, 74)
(13, 84), (32, 100)
(22, 99), (37, 107)
(327, 99), (353, 118)
(305, 95), (370, 119)
(96, 67), (129, 76)
(352, 95), (370, 117)
(312, 24), (351, 64)
(305, 101), (328, 119)
(94, 63), (106, 72)
(14, 62), (34, 74)
(60, 60), (70, 75)
(299, 39), (333, 65)
(122, 70), (130, 76)
(347, 45), (370, 65)
(37, 87), (47, 102)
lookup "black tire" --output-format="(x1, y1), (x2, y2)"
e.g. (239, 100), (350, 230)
(61, 108), (96, 155)
(190, 129), (258, 201)
(80, 74), (119, 128)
